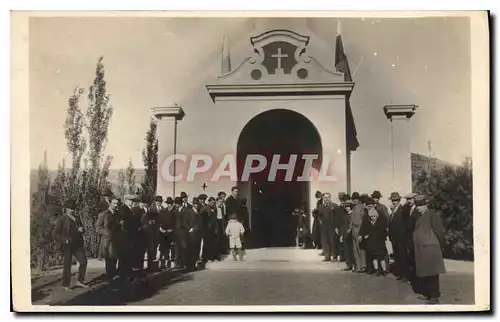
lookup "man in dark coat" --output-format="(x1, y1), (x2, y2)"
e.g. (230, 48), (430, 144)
(412, 195), (446, 304)
(371, 190), (390, 220)
(215, 197), (227, 257)
(119, 194), (141, 278)
(200, 197), (218, 262)
(403, 193), (420, 291)
(311, 191), (323, 250)
(224, 186), (240, 220)
(53, 199), (88, 290)
(191, 197), (203, 264)
(388, 192), (410, 281)
(158, 197), (177, 269)
(95, 196), (122, 281)
(173, 197), (187, 268)
(132, 197), (147, 270)
(317, 193), (342, 261)
(176, 197), (199, 270)
(141, 196), (162, 271)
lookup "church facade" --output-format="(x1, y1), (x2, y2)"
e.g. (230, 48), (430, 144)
(153, 26), (415, 244)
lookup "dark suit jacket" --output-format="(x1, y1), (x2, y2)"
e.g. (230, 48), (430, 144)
(375, 203), (390, 220)
(120, 205), (141, 235)
(389, 204), (408, 244)
(225, 196), (240, 218)
(53, 214), (84, 250)
(158, 207), (177, 231)
(199, 205), (218, 236)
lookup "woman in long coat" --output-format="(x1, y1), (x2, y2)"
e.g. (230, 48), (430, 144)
(360, 198), (389, 276)
(412, 196), (446, 304)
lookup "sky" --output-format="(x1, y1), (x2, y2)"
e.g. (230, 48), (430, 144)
(29, 16), (472, 171)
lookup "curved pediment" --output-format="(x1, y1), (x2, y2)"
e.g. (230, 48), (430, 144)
(208, 29), (348, 87)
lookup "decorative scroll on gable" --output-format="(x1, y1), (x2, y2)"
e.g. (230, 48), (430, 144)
(218, 30), (345, 84)
(206, 29), (353, 101)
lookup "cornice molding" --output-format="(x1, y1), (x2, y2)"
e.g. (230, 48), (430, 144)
(206, 82), (354, 102)
(152, 106), (186, 121)
(383, 104), (417, 120)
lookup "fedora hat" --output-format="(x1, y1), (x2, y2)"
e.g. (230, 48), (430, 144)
(351, 192), (360, 200)
(365, 197), (376, 205)
(166, 197), (174, 204)
(371, 190), (382, 199)
(389, 192), (402, 201)
(414, 195), (428, 206)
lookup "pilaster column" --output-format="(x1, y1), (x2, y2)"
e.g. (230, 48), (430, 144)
(152, 106), (185, 198)
(383, 104), (417, 194)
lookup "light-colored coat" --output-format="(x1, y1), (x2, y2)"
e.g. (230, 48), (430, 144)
(95, 209), (120, 260)
(350, 204), (366, 238)
(413, 209), (446, 277)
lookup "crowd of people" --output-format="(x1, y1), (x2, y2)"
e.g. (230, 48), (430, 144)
(297, 190), (446, 305)
(53, 187), (250, 291)
(52, 186), (446, 305)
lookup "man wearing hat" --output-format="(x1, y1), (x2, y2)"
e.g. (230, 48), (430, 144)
(53, 199), (88, 290)
(403, 193), (419, 287)
(199, 197), (218, 262)
(180, 191), (193, 210)
(141, 196), (162, 271)
(350, 192), (367, 272)
(317, 193), (343, 262)
(412, 195), (446, 304)
(338, 199), (354, 270)
(371, 191), (390, 220)
(119, 194), (141, 277)
(158, 197), (177, 269)
(388, 192), (410, 282)
(96, 189), (115, 260)
(311, 191), (323, 250)
(95, 195), (122, 282)
(176, 196), (199, 270)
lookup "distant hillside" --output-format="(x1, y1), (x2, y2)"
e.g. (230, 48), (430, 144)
(30, 168), (146, 197)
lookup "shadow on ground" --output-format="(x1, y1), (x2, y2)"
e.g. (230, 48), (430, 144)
(31, 272), (108, 303)
(58, 268), (197, 306)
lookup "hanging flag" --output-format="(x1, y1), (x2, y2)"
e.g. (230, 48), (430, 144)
(221, 35), (232, 74)
(335, 20), (359, 152)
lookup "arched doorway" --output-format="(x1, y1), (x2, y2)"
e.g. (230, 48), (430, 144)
(237, 109), (322, 248)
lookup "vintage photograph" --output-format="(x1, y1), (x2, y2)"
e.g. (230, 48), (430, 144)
(11, 12), (489, 311)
